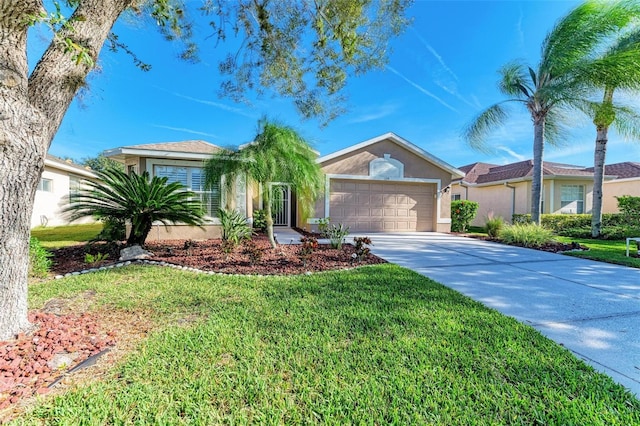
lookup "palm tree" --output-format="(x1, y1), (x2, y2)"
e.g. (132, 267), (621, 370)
(464, 0), (634, 224)
(65, 169), (205, 246)
(576, 28), (640, 237)
(204, 119), (323, 248)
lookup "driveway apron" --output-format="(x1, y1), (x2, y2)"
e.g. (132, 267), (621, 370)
(360, 232), (640, 397)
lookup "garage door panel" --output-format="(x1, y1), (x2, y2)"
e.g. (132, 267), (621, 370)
(329, 179), (435, 232)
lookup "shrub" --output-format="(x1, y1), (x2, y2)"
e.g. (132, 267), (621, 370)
(451, 200), (479, 232)
(617, 196), (640, 222)
(600, 225), (640, 240)
(299, 236), (319, 266)
(322, 223), (350, 249)
(84, 252), (108, 264)
(29, 237), (52, 278)
(219, 208), (253, 248)
(353, 236), (372, 262)
(317, 217), (330, 236)
(252, 209), (267, 232)
(511, 213), (627, 236)
(95, 216), (125, 242)
(484, 215), (504, 239)
(242, 240), (263, 265)
(499, 223), (555, 248)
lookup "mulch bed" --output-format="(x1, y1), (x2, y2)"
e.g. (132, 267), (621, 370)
(48, 234), (386, 276)
(458, 234), (590, 253)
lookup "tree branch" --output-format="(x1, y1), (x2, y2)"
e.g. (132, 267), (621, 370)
(27, 0), (133, 148)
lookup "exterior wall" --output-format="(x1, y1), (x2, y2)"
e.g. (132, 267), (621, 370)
(320, 139), (452, 183)
(602, 179), (640, 213)
(138, 224), (222, 242)
(315, 138), (456, 233)
(31, 167), (97, 228)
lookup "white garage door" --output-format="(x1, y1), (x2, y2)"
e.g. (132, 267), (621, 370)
(329, 179), (435, 232)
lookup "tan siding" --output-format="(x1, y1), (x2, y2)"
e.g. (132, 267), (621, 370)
(602, 179), (640, 213)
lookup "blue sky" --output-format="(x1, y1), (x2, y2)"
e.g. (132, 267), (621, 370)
(30, 0), (640, 168)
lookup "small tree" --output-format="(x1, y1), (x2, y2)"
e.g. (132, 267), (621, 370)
(205, 119), (323, 248)
(65, 169), (205, 246)
(451, 200), (479, 233)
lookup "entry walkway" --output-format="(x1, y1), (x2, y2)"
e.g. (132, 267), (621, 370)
(357, 232), (640, 397)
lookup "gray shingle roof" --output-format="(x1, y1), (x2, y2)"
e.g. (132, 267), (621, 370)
(459, 160), (593, 184)
(585, 162), (640, 179)
(122, 140), (221, 154)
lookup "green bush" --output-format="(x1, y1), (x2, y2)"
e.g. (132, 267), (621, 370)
(252, 209), (267, 232)
(617, 196), (640, 222)
(512, 213), (626, 236)
(95, 216), (126, 242)
(451, 200), (479, 232)
(484, 215), (504, 238)
(219, 208), (253, 247)
(322, 223), (350, 249)
(600, 225), (640, 240)
(499, 223), (555, 248)
(29, 237), (52, 278)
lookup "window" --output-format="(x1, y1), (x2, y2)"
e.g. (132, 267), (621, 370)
(154, 165), (220, 217)
(38, 178), (53, 192)
(452, 194), (461, 201)
(560, 185), (584, 214)
(69, 175), (81, 196)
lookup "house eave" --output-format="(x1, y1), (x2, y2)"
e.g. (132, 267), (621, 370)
(317, 132), (465, 178)
(103, 147), (212, 162)
(44, 158), (97, 179)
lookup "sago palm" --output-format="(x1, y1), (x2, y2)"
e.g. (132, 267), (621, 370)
(65, 169), (205, 246)
(464, 0), (634, 224)
(205, 119), (323, 248)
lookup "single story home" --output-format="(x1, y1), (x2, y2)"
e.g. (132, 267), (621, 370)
(31, 155), (99, 228)
(451, 160), (615, 226)
(103, 133), (464, 240)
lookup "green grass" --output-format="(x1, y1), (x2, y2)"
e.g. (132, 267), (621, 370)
(557, 236), (640, 268)
(16, 265), (639, 424)
(30, 223), (103, 248)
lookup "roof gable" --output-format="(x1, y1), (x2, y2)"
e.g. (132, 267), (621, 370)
(317, 132), (464, 177)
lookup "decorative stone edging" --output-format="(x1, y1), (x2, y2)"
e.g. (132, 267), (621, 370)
(53, 259), (369, 280)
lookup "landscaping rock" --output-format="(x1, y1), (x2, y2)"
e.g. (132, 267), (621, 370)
(119, 245), (153, 261)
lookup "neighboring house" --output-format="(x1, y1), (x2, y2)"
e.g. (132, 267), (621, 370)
(32, 155), (99, 228)
(308, 133), (464, 233)
(104, 133), (463, 240)
(451, 160), (613, 226)
(586, 162), (640, 213)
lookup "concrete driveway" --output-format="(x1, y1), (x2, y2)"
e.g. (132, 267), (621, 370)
(357, 232), (640, 397)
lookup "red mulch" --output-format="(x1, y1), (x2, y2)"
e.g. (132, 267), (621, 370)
(459, 234), (590, 253)
(0, 312), (115, 412)
(48, 234), (386, 276)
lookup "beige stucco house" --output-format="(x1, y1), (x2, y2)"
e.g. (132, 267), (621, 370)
(451, 160), (609, 226)
(104, 133), (463, 240)
(31, 155), (99, 228)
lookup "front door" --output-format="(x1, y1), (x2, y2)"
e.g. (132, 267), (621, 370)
(271, 183), (290, 226)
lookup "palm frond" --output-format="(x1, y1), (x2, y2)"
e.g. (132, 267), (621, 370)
(463, 102), (514, 152)
(498, 61), (533, 98)
(612, 104), (640, 140)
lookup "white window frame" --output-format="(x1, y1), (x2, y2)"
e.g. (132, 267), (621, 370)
(560, 184), (584, 214)
(147, 158), (224, 222)
(38, 178), (53, 192)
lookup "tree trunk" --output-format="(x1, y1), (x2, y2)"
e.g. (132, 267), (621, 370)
(591, 88), (614, 238)
(591, 127), (608, 238)
(0, 0), (131, 339)
(263, 184), (277, 248)
(530, 117), (545, 225)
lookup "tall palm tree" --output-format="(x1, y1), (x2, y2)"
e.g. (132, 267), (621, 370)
(204, 119), (323, 248)
(576, 28), (640, 237)
(464, 0), (634, 224)
(65, 169), (206, 246)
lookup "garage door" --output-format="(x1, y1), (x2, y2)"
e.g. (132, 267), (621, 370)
(329, 179), (435, 232)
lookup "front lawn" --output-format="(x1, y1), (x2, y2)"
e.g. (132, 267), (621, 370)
(30, 223), (103, 248)
(556, 236), (640, 268)
(15, 264), (639, 424)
